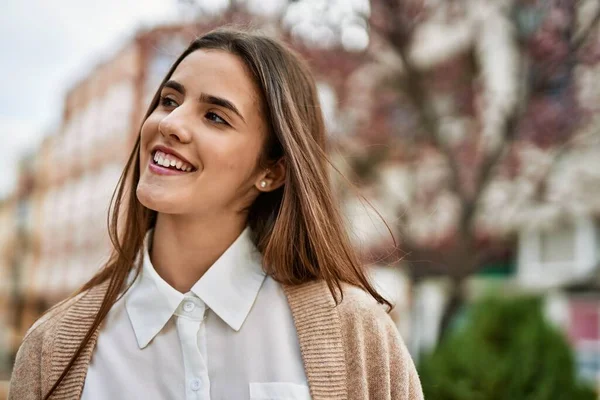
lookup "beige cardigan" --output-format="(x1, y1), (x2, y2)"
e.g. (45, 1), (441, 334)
(9, 279), (424, 400)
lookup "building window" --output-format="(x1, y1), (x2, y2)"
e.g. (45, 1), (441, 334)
(518, 217), (599, 288)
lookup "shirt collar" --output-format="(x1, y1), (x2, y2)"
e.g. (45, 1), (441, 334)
(125, 226), (266, 349)
(190, 226), (267, 331)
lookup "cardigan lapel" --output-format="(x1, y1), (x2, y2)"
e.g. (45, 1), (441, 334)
(44, 280), (110, 399)
(283, 280), (348, 400)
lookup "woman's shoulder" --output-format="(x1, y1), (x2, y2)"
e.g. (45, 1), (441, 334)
(284, 279), (397, 337)
(21, 280), (109, 344)
(334, 282), (403, 343)
(9, 282), (110, 396)
(285, 280), (424, 399)
(21, 292), (86, 347)
(338, 283), (423, 399)
(337, 282), (391, 321)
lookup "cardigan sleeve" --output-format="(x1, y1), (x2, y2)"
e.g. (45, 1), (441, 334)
(381, 310), (424, 400)
(338, 287), (424, 400)
(8, 326), (44, 400)
(8, 293), (82, 400)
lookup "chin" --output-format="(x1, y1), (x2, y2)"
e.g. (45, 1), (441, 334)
(136, 181), (182, 214)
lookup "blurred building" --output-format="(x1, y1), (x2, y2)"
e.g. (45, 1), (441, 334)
(0, 154), (37, 384)
(0, 197), (17, 383)
(518, 216), (600, 387)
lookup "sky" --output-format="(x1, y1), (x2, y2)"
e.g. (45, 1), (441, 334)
(0, 0), (183, 199)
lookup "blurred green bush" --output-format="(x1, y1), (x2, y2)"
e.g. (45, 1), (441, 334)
(418, 295), (597, 400)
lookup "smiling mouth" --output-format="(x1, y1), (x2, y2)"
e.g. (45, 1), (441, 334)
(151, 150), (196, 172)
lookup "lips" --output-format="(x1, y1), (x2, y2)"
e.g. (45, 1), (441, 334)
(147, 144), (198, 176)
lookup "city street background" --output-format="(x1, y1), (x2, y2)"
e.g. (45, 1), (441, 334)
(1, 0), (600, 398)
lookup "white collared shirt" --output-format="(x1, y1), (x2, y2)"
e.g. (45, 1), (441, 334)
(81, 227), (311, 400)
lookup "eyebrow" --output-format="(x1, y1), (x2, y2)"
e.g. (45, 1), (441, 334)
(163, 80), (246, 123)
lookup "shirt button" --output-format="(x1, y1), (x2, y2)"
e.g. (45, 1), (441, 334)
(183, 301), (195, 312)
(190, 378), (202, 391)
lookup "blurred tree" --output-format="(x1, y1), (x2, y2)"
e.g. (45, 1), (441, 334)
(178, 0), (600, 341)
(360, 0), (600, 341)
(419, 295), (597, 400)
(316, 0), (600, 342)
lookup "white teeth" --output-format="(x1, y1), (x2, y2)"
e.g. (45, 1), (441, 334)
(152, 150), (194, 172)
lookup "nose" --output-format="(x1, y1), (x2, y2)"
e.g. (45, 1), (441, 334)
(158, 111), (193, 144)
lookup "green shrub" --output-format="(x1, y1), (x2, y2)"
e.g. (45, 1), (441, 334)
(419, 296), (597, 400)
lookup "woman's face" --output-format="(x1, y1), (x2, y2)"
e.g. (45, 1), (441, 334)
(137, 49), (269, 217)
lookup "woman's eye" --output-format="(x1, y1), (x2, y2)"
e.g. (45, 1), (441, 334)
(160, 96), (178, 108)
(206, 112), (228, 126)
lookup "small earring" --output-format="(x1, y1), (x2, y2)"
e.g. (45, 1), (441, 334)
(260, 180), (267, 188)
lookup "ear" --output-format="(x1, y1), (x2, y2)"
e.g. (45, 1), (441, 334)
(256, 158), (286, 192)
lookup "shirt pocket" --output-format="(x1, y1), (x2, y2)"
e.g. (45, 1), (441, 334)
(249, 382), (311, 400)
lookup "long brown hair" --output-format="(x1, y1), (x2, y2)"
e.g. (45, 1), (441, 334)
(44, 27), (391, 399)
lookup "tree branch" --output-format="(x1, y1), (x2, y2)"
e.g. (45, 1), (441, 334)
(531, 132), (588, 201)
(369, 0), (468, 207)
(469, 42), (532, 232)
(490, 130), (591, 237)
(468, 113), (519, 229)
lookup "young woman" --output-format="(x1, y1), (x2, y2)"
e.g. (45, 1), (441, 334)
(9, 28), (423, 400)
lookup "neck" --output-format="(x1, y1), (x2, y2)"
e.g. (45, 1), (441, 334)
(150, 212), (248, 293)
